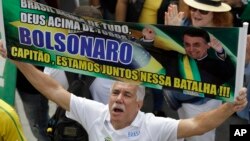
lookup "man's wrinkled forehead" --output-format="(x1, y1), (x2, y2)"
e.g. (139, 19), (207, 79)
(112, 81), (138, 92)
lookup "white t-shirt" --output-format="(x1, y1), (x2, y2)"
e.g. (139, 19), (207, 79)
(66, 94), (183, 141)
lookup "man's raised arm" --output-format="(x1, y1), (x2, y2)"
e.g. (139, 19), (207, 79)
(177, 88), (248, 138)
(0, 41), (71, 111)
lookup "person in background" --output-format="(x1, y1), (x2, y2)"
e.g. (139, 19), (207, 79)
(116, 0), (176, 24)
(228, 0), (247, 27)
(164, 0), (238, 141)
(0, 40), (248, 140)
(89, 0), (117, 20)
(222, 0), (250, 32)
(0, 99), (27, 141)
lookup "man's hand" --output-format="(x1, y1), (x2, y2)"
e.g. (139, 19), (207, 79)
(0, 40), (7, 58)
(231, 87), (248, 112)
(208, 35), (223, 53)
(142, 26), (156, 41)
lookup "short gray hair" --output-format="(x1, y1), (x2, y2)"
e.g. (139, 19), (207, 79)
(110, 81), (145, 102)
(136, 85), (145, 101)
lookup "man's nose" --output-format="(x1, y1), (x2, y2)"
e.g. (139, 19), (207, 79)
(116, 93), (124, 103)
(189, 46), (194, 51)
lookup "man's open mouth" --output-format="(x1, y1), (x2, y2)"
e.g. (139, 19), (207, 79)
(113, 107), (124, 112)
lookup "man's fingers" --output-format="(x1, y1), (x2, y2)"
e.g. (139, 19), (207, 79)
(239, 87), (247, 97)
(172, 4), (178, 16)
(233, 88), (248, 111)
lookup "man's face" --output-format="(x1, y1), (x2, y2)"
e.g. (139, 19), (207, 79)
(108, 82), (142, 124)
(183, 35), (210, 59)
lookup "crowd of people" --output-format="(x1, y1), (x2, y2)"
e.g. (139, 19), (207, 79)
(0, 0), (250, 141)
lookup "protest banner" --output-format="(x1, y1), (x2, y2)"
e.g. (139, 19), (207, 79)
(0, 0), (248, 102)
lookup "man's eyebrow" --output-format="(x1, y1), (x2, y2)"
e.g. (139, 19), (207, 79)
(124, 91), (133, 94)
(112, 89), (119, 92)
